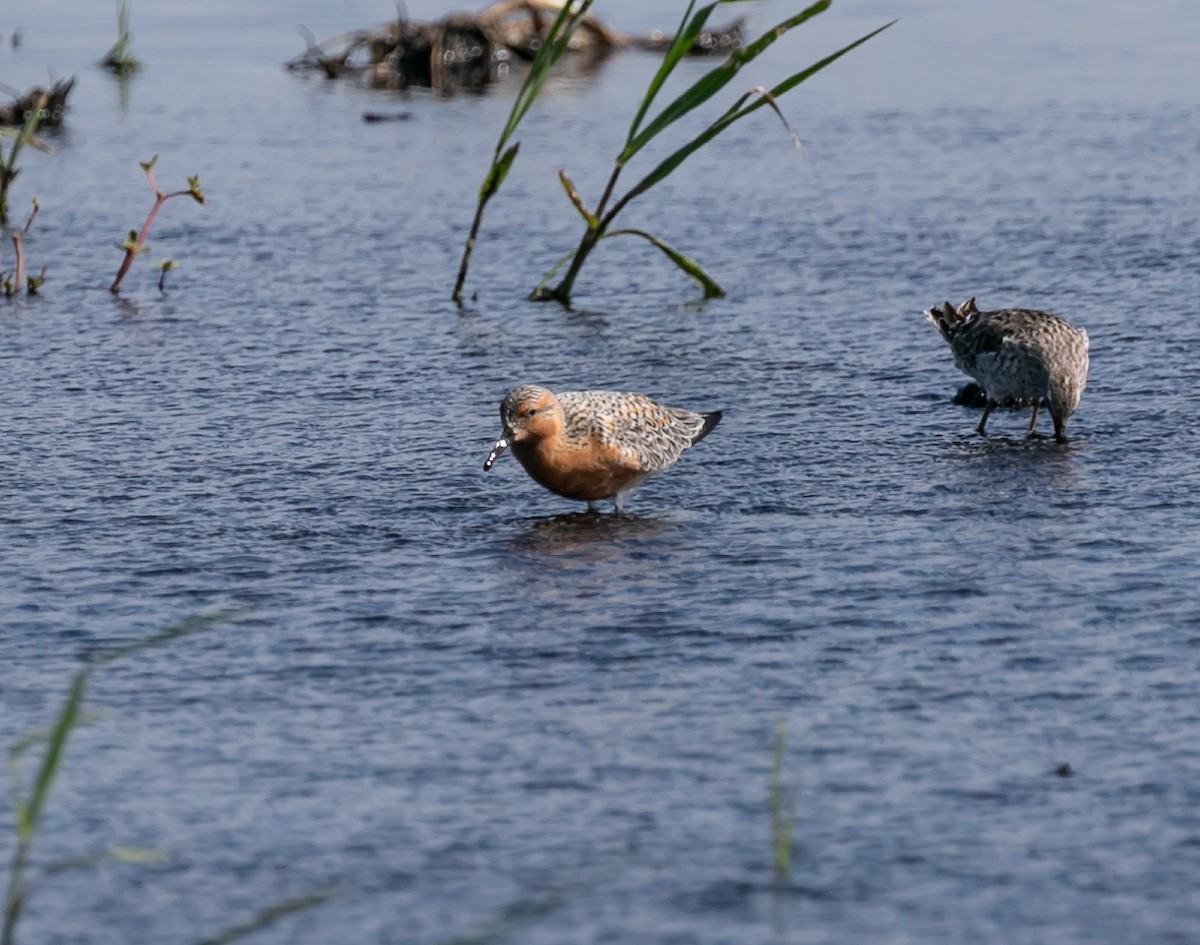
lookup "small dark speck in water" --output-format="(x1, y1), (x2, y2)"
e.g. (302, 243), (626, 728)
(362, 111), (413, 123)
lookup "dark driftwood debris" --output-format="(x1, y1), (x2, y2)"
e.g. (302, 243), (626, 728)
(0, 77), (75, 128)
(284, 0), (743, 95)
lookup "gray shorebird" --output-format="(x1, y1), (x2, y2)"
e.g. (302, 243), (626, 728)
(483, 385), (722, 512)
(925, 298), (1089, 442)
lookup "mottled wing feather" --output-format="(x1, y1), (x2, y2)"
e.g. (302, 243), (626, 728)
(558, 391), (705, 473)
(941, 309), (1080, 395)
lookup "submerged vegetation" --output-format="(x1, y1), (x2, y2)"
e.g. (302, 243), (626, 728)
(109, 155), (204, 294)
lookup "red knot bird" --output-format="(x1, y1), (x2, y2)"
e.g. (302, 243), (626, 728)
(925, 297), (1089, 442)
(483, 385), (722, 512)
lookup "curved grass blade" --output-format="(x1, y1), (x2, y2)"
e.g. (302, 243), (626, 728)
(4, 612), (237, 945)
(619, 0), (831, 164)
(749, 85), (806, 154)
(625, 0), (709, 142)
(13, 610), (236, 842)
(0, 98), (48, 224)
(439, 888), (571, 945)
(91, 608), (240, 667)
(14, 674), (86, 845)
(7, 711), (102, 821)
(0, 126), (53, 157)
(604, 228), (725, 298)
(43, 846), (170, 877)
(619, 19), (895, 207)
(557, 169), (596, 227)
(192, 887), (340, 945)
(1, 97), (47, 172)
(529, 248), (576, 301)
(481, 142), (520, 203)
(495, 0), (597, 152)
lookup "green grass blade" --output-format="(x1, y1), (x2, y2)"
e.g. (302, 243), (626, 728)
(438, 889), (571, 945)
(1, 99), (44, 173)
(15, 610), (234, 841)
(626, 0), (767, 144)
(624, 0), (709, 142)
(480, 143), (520, 203)
(192, 888), (340, 945)
(557, 169), (597, 227)
(604, 228), (725, 298)
(495, 0), (597, 153)
(43, 845), (170, 877)
(90, 608), (239, 668)
(0, 129), (52, 155)
(620, 0), (832, 164)
(17, 672), (89, 843)
(769, 719), (798, 880)
(455, 0), (596, 302)
(756, 19), (896, 103)
(620, 19), (895, 206)
(530, 248), (577, 299)
(8, 709), (103, 817)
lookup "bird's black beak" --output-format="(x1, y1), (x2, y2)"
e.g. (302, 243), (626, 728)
(483, 433), (510, 471)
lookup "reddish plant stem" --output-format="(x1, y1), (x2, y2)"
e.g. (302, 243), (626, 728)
(10, 200), (39, 295)
(109, 187), (190, 294)
(12, 233), (22, 292)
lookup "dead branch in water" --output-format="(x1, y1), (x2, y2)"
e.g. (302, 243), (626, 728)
(0, 77), (74, 128)
(284, 0), (742, 95)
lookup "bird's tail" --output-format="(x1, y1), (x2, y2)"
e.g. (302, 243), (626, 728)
(692, 411), (723, 446)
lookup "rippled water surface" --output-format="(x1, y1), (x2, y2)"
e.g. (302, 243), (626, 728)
(2, 1), (1199, 942)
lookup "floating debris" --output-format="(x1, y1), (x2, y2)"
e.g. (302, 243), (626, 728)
(361, 111), (414, 123)
(285, 0), (743, 95)
(0, 77), (74, 128)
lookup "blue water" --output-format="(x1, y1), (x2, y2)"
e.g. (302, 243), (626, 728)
(2, 1), (1199, 942)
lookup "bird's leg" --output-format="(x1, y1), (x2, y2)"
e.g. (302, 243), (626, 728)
(977, 401), (996, 435)
(586, 500), (602, 513)
(1027, 400), (1041, 435)
(613, 493), (626, 514)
